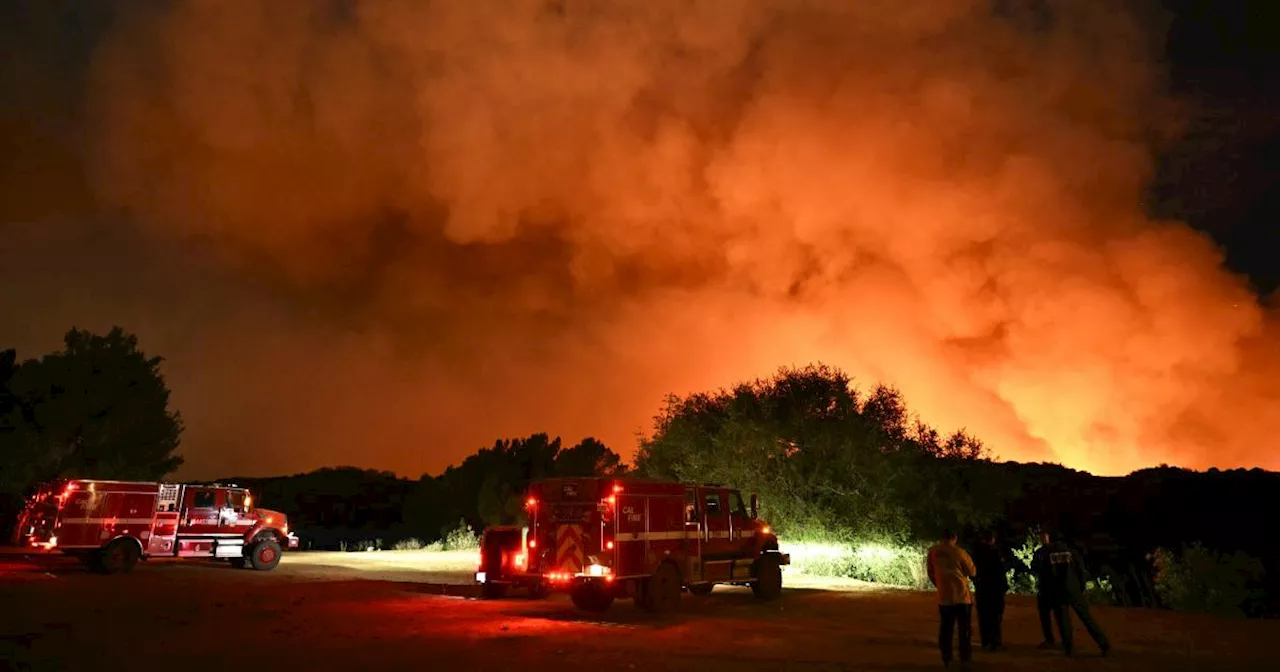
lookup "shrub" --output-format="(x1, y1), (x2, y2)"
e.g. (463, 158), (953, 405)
(1153, 544), (1266, 617)
(425, 519), (480, 552)
(1006, 533), (1039, 596)
(393, 538), (425, 551)
(1085, 577), (1117, 606)
(781, 535), (930, 589)
(339, 538), (383, 552)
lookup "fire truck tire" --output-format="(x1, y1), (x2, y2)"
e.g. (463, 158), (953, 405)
(570, 583), (614, 613)
(751, 554), (783, 600)
(687, 583), (714, 596)
(95, 539), (140, 574)
(248, 538), (283, 571)
(638, 562), (682, 613)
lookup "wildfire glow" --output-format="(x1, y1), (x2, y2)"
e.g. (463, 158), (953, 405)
(3, 0), (1270, 479)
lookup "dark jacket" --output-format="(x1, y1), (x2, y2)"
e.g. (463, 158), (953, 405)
(972, 543), (1009, 594)
(1032, 541), (1088, 601)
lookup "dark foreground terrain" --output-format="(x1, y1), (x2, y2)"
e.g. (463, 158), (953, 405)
(1, 550), (1276, 671)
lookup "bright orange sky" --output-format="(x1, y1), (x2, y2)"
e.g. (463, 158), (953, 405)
(3, 1), (1278, 479)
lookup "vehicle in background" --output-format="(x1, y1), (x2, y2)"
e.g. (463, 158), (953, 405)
(11, 479), (298, 573)
(475, 477), (789, 613)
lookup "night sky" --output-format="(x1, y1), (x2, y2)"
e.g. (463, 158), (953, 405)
(1, 1), (1278, 479)
(1155, 0), (1279, 294)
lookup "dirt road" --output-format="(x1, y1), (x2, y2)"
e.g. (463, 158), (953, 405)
(1, 550), (1274, 671)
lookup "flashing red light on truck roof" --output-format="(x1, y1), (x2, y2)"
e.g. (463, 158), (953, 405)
(605, 495), (616, 505)
(526, 497), (537, 508)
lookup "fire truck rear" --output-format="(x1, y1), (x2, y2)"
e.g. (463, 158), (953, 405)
(475, 477), (790, 613)
(11, 479), (299, 573)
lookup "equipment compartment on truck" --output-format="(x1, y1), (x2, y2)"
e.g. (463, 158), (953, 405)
(475, 477), (790, 613)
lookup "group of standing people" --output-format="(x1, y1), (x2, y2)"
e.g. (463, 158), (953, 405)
(925, 528), (1111, 668)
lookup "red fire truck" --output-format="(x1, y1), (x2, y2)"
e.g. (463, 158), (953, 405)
(11, 479), (299, 574)
(475, 477), (790, 613)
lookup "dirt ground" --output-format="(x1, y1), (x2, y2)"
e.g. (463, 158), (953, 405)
(1, 550), (1276, 671)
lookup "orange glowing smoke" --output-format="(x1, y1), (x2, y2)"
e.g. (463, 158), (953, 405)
(61, 0), (1280, 476)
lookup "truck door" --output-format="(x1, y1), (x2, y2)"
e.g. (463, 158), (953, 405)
(146, 484), (181, 556)
(219, 489), (256, 535)
(700, 488), (731, 558)
(179, 486), (221, 536)
(684, 486), (701, 581)
(728, 490), (753, 551)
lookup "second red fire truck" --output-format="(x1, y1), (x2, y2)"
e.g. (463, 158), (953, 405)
(12, 478), (299, 573)
(476, 477), (790, 612)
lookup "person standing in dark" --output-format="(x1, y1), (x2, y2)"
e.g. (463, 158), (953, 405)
(1031, 528), (1111, 657)
(927, 529), (977, 668)
(971, 530), (1008, 651)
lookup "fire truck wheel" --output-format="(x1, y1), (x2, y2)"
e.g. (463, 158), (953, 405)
(751, 554), (783, 600)
(248, 538), (283, 571)
(639, 562), (682, 613)
(687, 583), (714, 596)
(96, 540), (140, 574)
(570, 583), (614, 613)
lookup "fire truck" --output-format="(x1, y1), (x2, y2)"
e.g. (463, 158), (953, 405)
(475, 477), (790, 613)
(11, 479), (299, 574)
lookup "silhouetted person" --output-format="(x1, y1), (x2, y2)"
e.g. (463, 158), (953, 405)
(928, 529), (977, 668)
(1032, 529), (1111, 657)
(972, 529), (1008, 651)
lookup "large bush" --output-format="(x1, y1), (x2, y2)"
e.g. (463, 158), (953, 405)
(1153, 544), (1266, 617)
(635, 364), (1008, 545)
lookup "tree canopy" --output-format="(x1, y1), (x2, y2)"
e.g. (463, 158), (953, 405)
(0, 327), (184, 494)
(634, 363), (1002, 541)
(404, 433), (627, 537)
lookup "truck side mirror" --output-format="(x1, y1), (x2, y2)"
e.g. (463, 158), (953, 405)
(749, 493), (759, 520)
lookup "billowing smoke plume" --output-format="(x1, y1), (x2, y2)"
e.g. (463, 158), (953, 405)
(11, 0), (1280, 476)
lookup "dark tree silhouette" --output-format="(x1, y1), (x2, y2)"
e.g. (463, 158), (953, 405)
(0, 327), (184, 493)
(555, 437), (625, 477)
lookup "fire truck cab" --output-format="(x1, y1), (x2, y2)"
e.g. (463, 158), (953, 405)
(12, 479), (299, 574)
(475, 477), (790, 613)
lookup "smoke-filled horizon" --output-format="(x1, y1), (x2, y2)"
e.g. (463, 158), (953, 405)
(3, 0), (1278, 479)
